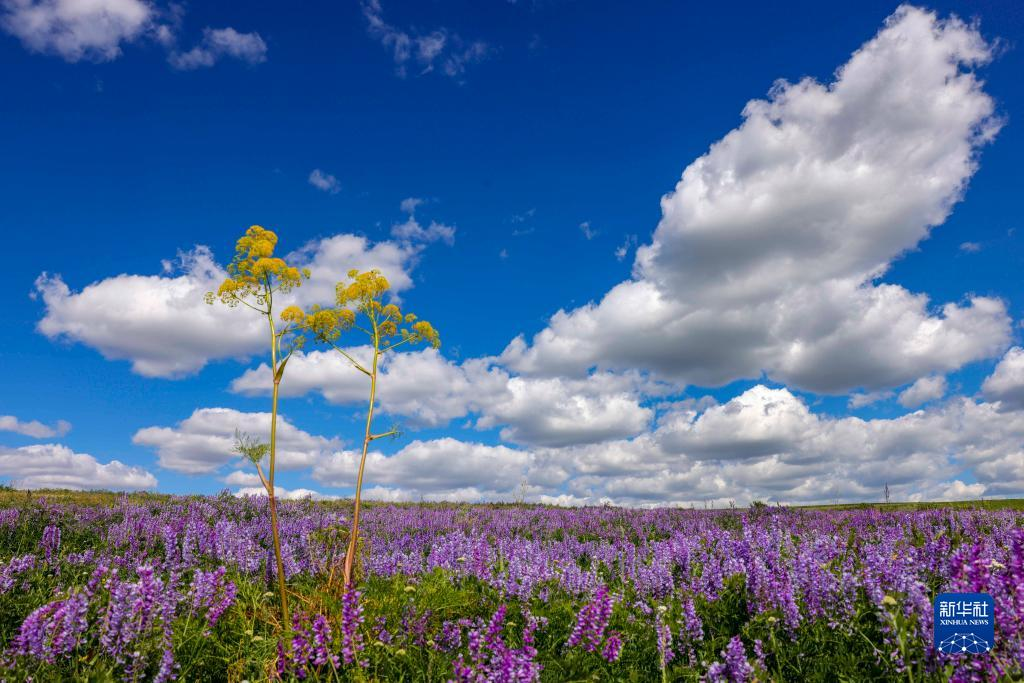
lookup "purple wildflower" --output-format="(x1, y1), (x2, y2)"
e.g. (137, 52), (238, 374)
(437, 619), (462, 652)
(40, 524), (61, 565)
(189, 566), (237, 631)
(450, 605), (547, 683)
(681, 597), (704, 643)
(655, 608), (674, 671)
(282, 612), (341, 679)
(373, 615), (393, 645)
(566, 584), (617, 654)
(601, 631), (624, 663)
(340, 588), (367, 667)
(10, 592), (89, 663)
(0, 554), (35, 594)
(705, 636), (754, 683)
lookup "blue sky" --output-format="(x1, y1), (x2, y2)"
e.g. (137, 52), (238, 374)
(2, 0), (1024, 505)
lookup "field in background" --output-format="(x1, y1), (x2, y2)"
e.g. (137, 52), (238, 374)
(2, 487), (1021, 511)
(0, 489), (1021, 681)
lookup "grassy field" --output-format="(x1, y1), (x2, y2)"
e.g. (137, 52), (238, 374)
(2, 486), (1020, 511)
(0, 489), (1021, 681)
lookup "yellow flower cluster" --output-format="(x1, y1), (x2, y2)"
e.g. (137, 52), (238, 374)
(404, 320), (440, 348)
(236, 225), (277, 260)
(279, 305), (305, 324)
(300, 305), (356, 343)
(207, 234), (439, 351)
(206, 225), (309, 309)
(336, 269), (390, 310)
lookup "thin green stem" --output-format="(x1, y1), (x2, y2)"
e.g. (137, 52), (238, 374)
(325, 341), (372, 376)
(266, 302), (291, 633)
(342, 313), (380, 588)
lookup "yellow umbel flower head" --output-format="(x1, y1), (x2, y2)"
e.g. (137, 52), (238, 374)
(206, 225), (310, 310)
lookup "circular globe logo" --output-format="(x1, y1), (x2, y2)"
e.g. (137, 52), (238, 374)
(938, 633), (991, 654)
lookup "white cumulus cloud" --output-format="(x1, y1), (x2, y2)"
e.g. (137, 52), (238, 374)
(132, 407), (341, 474)
(232, 349), (657, 447)
(235, 486), (339, 501)
(1, 0), (156, 62)
(0, 443), (156, 490)
(0, 415), (71, 439)
(502, 6), (1009, 395)
(898, 375), (947, 408)
(982, 347), (1024, 411)
(34, 228), (447, 378)
(313, 438), (530, 500)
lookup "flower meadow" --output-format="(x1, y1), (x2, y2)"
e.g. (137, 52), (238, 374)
(0, 493), (1022, 682)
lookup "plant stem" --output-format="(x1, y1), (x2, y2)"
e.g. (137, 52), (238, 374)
(342, 328), (380, 588)
(267, 315), (291, 632)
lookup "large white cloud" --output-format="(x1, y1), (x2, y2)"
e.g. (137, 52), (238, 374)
(476, 373), (653, 447)
(982, 347), (1024, 411)
(35, 223), (445, 378)
(0, 443), (156, 490)
(313, 438), (531, 501)
(232, 349), (655, 447)
(36, 247), (263, 378)
(541, 385), (1024, 506)
(232, 348), (500, 427)
(132, 407), (341, 474)
(307, 385), (1024, 505)
(130, 382), (1024, 505)
(286, 232), (423, 309)
(502, 6), (1010, 394)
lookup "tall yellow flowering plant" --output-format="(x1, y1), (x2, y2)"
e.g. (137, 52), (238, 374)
(205, 225), (309, 630)
(303, 269), (439, 588)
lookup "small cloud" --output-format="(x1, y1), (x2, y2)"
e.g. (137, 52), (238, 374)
(235, 486), (339, 500)
(224, 470), (260, 486)
(390, 200), (455, 245)
(511, 208), (535, 236)
(499, 248), (509, 259)
(442, 41), (491, 80)
(510, 208), (535, 224)
(848, 391), (893, 409)
(959, 241), (982, 253)
(579, 221), (597, 240)
(361, 0), (491, 81)
(0, 0), (264, 72)
(0, 0), (157, 62)
(392, 218), (455, 245)
(898, 375), (947, 408)
(400, 197), (424, 214)
(169, 27), (267, 70)
(0, 415), (71, 439)
(308, 169), (341, 194)
(615, 234), (638, 261)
